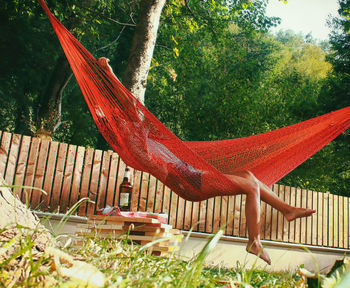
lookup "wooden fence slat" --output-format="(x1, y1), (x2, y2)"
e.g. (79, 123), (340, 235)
(334, 194), (339, 248)
(50, 143), (68, 212)
(277, 185), (284, 241)
(176, 197), (185, 230)
(205, 198), (214, 233)
(59, 144), (77, 212)
(306, 189), (313, 245)
(153, 181), (164, 214)
(294, 188), (302, 243)
(344, 197), (349, 249)
(282, 186), (290, 242)
(146, 175), (157, 212)
(41, 141), (59, 210)
(213, 196), (221, 233)
(184, 200), (192, 230)
(5, 133), (21, 185)
(138, 172), (150, 212)
(95, 150), (112, 210)
(233, 195), (241, 237)
(161, 186), (171, 215)
(288, 187), (296, 242)
(239, 195), (247, 238)
(131, 168), (141, 211)
(191, 201), (200, 231)
(198, 200), (207, 232)
(300, 189), (307, 244)
(317, 192), (323, 246)
(69, 146), (85, 208)
(31, 139), (50, 208)
(329, 193), (334, 247)
(220, 196), (228, 232)
(77, 147), (94, 216)
(168, 191), (178, 228)
(87, 149), (102, 215)
(339, 195), (344, 248)
(14, 136), (31, 197)
(226, 196), (235, 235)
(312, 190), (318, 246)
(323, 193), (329, 247)
(0, 131), (12, 177)
(22, 137), (41, 204)
(104, 152), (119, 207)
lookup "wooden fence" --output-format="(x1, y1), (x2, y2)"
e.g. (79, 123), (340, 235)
(0, 130), (349, 249)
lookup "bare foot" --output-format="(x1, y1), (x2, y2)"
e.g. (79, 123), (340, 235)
(246, 239), (271, 265)
(284, 208), (316, 222)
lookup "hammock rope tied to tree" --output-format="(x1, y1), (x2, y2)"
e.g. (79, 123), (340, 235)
(38, 0), (350, 202)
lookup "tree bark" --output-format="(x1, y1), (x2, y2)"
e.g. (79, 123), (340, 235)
(35, 55), (72, 140)
(122, 0), (166, 103)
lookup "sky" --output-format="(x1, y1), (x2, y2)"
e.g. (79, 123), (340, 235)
(265, 0), (340, 41)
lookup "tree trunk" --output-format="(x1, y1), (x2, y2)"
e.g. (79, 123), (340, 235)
(35, 55), (72, 140)
(122, 0), (166, 103)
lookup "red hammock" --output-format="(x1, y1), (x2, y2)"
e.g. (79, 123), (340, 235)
(39, 0), (350, 201)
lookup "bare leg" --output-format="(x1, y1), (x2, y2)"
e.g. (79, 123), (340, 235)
(232, 171), (315, 221)
(225, 174), (271, 264)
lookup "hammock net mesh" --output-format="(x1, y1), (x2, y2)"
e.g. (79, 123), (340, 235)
(39, 0), (350, 201)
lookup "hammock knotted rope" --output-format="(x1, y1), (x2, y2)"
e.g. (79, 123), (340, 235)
(39, 0), (350, 201)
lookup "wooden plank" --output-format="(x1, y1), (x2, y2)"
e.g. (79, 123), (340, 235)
(86, 149), (102, 215)
(198, 200), (207, 232)
(131, 168), (142, 211)
(105, 152), (119, 208)
(14, 135), (31, 197)
(41, 141), (59, 211)
(226, 196), (235, 236)
(277, 185), (284, 241)
(300, 189), (307, 245)
(31, 139), (50, 208)
(322, 192), (329, 247)
(289, 186), (296, 243)
(89, 215), (161, 224)
(183, 200), (192, 231)
(282, 185), (290, 242)
(294, 188), (302, 244)
(176, 196), (185, 230)
(317, 191), (323, 246)
(328, 193), (334, 247)
(270, 184), (279, 241)
(153, 180), (164, 214)
(59, 144), (77, 213)
(239, 195), (247, 238)
(344, 196), (349, 249)
(334, 194), (339, 248)
(146, 175), (157, 212)
(339, 195), (344, 248)
(260, 200), (267, 239)
(312, 190), (318, 246)
(205, 197), (214, 233)
(168, 191), (178, 228)
(161, 186), (171, 216)
(191, 200), (200, 232)
(22, 137), (40, 205)
(220, 196), (228, 232)
(113, 159), (127, 208)
(213, 196), (221, 233)
(233, 195), (241, 237)
(69, 146), (85, 208)
(50, 143), (68, 212)
(78, 147), (94, 216)
(0, 131), (11, 177)
(5, 133), (21, 185)
(95, 150), (112, 211)
(138, 172), (150, 212)
(306, 189), (313, 245)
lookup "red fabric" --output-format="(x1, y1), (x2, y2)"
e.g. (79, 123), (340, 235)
(38, 0), (350, 201)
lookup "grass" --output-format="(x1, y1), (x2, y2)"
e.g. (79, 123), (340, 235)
(0, 224), (305, 288)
